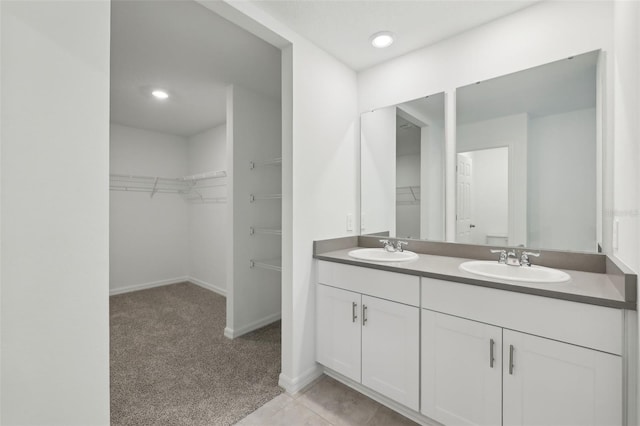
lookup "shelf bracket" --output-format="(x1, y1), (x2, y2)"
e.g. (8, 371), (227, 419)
(150, 177), (159, 198)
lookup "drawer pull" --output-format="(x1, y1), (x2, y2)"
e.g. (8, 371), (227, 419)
(362, 304), (368, 326)
(352, 302), (358, 323)
(490, 339), (495, 368)
(509, 344), (515, 375)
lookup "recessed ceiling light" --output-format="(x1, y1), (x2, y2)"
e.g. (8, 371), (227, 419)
(370, 31), (394, 49)
(151, 89), (169, 100)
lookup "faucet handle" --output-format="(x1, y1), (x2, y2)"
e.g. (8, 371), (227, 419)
(395, 241), (408, 252)
(379, 239), (389, 246)
(490, 249), (508, 264)
(520, 251), (540, 267)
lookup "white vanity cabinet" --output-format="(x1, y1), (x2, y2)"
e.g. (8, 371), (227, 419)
(316, 261), (420, 411)
(421, 310), (502, 425)
(316, 284), (362, 382)
(421, 277), (623, 426)
(502, 329), (621, 426)
(361, 294), (419, 410)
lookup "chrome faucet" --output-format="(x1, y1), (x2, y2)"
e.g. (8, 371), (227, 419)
(379, 239), (409, 252)
(506, 250), (520, 266)
(491, 248), (540, 266)
(490, 249), (508, 264)
(379, 239), (396, 252)
(395, 241), (408, 252)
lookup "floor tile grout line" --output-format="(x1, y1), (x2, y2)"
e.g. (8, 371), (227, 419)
(295, 399), (338, 426)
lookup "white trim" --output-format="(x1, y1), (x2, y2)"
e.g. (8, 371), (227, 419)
(187, 276), (226, 297)
(323, 368), (443, 426)
(109, 276), (189, 296)
(224, 327), (235, 339)
(224, 311), (281, 339)
(624, 309), (638, 426)
(278, 365), (324, 395)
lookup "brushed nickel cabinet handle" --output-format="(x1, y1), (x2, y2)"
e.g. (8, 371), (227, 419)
(352, 302), (358, 323)
(509, 344), (515, 375)
(490, 339), (495, 368)
(362, 304), (368, 326)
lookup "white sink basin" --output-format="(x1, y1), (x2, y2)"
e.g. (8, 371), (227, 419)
(459, 260), (570, 283)
(348, 248), (419, 262)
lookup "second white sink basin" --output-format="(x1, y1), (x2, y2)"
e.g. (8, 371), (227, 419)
(348, 248), (418, 262)
(460, 260), (570, 283)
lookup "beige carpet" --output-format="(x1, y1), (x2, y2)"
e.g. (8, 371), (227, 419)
(110, 282), (282, 426)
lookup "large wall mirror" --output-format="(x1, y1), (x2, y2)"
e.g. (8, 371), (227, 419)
(361, 93), (445, 240)
(361, 50), (602, 253)
(456, 50), (599, 252)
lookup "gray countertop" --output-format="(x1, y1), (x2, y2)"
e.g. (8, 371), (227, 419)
(315, 248), (634, 310)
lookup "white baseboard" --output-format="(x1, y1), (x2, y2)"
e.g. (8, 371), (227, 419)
(110, 276), (228, 297)
(187, 276), (226, 297)
(224, 311), (281, 339)
(323, 368), (442, 426)
(109, 276), (189, 296)
(278, 365), (324, 395)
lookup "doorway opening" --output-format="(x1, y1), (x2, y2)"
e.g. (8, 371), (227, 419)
(108, 1), (283, 424)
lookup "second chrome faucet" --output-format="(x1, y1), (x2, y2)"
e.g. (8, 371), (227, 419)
(380, 239), (408, 253)
(490, 248), (540, 266)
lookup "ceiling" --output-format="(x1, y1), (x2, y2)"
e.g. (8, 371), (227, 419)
(252, 0), (539, 71)
(110, 0), (281, 137)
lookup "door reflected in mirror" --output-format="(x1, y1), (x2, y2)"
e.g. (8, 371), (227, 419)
(456, 147), (509, 246)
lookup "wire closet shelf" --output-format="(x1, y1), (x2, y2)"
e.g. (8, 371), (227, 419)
(249, 258), (282, 272)
(109, 170), (227, 203)
(396, 185), (420, 206)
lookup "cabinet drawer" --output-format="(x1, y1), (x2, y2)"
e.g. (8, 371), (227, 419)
(318, 261), (420, 306)
(421, 277), (623, 355)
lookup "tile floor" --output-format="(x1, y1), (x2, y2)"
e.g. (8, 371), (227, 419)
(234, 375), (420, 426)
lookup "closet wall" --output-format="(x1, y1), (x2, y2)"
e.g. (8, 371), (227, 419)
(109, 123), (227, 295)
(187, 125), (227, 293)
(110, 124), (189, 292)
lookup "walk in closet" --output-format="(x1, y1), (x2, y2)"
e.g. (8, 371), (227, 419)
(109, 0), (282, 339)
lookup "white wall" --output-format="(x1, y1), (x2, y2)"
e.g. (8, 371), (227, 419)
(612, 2), (640, 422)
(612, 0), (640, 272)
(109, 124), (189, 292)
(1, 1), (110, 424)
(187, 125), (227, 293)
(358, 2), (614, 113)
(287, 40), (358, 392)
(226, 84), (281, 338)
(528, 108), (597, 252)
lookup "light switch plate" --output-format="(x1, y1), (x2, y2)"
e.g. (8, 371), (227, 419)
(346, 213), (353, 231)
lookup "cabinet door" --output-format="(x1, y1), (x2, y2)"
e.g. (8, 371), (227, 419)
(361, 295), (419, 411)
(503, 330), (622, 426)
(316, 284), (361, 382)
(421, 310), (502, 426)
